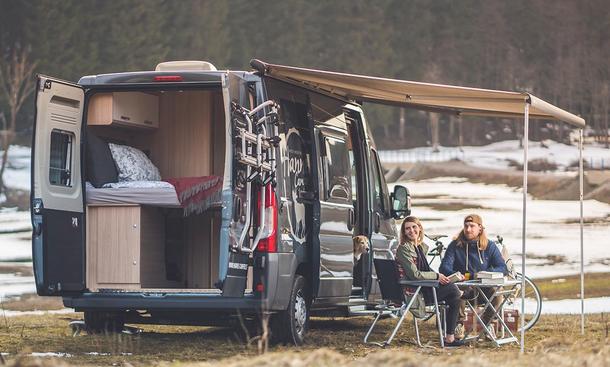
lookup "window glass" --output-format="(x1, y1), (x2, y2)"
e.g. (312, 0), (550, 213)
(49, 130), (74, 187)
(370, 149), (384, 213)
(323, 136), (350, 202)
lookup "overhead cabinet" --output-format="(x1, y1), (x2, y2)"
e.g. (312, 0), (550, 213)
(87, 92), (159, 129)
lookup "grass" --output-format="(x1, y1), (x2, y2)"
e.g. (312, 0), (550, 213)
(536, 273), (610, 300)
(0, 313), (608, 366)
(1, 274), (609, 366)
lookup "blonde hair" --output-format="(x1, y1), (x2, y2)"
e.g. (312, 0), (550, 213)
(400, 216), (424, 245)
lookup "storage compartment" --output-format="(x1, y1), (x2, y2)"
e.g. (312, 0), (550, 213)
(86, 205), (222, 291)
(84, 88), (227, 292)
(88, 92), (159, 129)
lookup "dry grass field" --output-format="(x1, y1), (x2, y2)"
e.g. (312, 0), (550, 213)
(1, 274), (609, 366)
(1, 311), (608, 367)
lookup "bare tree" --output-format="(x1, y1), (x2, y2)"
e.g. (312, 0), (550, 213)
(0, 47), (37, 196)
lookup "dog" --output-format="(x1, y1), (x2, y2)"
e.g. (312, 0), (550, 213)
(352, 235), (370, 263)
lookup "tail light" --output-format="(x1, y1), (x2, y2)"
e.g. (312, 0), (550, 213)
(256, 184), (277, 252)
(153, 75), (183, 82)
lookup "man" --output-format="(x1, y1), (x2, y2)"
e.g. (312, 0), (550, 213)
(439, 214), (508, 339)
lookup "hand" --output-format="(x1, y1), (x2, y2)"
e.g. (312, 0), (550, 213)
(438, 273), (450, 285)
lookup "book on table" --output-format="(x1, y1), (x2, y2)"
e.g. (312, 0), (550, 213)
(476, 271), (503, 279)
(481, 277), (506, 285)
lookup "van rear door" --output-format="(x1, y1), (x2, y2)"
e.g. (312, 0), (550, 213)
(222, 72), (254, 296)
(31, 76), (85, 296)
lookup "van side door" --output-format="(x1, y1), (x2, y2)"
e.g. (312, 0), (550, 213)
(31, 76), (85, 296)
(315, 125), (354, 301)
(368, 147), (398, 297)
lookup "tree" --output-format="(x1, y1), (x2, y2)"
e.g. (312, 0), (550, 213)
(0, 46), (36, 195)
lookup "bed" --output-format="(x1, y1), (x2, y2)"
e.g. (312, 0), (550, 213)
(85, 178), (223, 215)
(86, 182), (182, 207)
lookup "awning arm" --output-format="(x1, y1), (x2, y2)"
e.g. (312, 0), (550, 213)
(528, 94), (585, 128)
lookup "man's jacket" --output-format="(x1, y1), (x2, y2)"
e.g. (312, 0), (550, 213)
(439, 239), (508, 276)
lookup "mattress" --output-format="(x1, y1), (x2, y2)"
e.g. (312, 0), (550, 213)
(86, 183), (181, 207)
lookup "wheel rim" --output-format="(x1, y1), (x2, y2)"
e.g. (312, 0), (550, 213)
(294, 289), (307, 337)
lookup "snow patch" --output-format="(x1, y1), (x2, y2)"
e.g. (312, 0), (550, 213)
(380, 139), (610, 171)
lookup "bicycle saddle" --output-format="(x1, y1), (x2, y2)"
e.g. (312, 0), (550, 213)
(426, 234), (447, 242)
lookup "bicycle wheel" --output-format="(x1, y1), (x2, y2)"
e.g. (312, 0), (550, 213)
(504, 272), (541, 332)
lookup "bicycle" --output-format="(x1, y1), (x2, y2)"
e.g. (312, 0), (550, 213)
(422, 234), (542, 332)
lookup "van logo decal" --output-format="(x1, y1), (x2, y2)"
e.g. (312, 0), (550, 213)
(71, 217), (78, 228)
(288, 156), (303, 175)
(228, 262), (248, 270)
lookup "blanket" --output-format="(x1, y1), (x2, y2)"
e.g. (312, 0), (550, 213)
(164, 176), (222, 216)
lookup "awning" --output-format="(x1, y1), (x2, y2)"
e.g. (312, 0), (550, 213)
(250, 59), (585, 128)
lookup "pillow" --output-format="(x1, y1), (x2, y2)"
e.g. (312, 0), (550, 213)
(86, 133), (118, 188)
(108, 143), (161, 182)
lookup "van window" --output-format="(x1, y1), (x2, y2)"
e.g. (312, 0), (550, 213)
(49, 129), (74, 187)
(322, 136), (350, 203)
(370, 149), (388, 215)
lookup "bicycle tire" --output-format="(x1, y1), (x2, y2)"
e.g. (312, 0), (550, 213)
(507, 272), (542, 332)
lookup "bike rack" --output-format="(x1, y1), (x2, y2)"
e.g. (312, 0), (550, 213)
(231, 100), (280, 253)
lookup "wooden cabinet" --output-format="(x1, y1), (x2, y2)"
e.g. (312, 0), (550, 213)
(86, 205), (165, 290)
(87, 92), (159, 129)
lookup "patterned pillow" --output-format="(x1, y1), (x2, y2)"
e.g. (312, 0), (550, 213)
(108, 143), (161, 182)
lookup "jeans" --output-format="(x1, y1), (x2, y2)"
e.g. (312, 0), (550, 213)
(433, 283), (461, 335)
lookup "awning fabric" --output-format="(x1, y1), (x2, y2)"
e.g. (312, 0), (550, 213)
(251, 60), (585, 128)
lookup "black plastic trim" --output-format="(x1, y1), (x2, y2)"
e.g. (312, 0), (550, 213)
(64, 293), (262, 311)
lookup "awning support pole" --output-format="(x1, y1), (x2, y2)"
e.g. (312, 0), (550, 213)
(579, 128), (585, 334)
(520, 103), (529, 354)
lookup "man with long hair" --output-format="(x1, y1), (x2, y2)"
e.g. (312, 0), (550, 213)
(439, 214), (508, 339)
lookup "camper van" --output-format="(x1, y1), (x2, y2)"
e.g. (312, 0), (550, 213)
(31, 60), (411, 345)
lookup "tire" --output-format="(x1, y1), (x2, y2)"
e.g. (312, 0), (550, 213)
(503, 273), (541, 332)
(271, 275), (310, 345)
(84, 311), (125, 334)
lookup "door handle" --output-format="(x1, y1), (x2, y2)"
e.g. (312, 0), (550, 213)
(347, 208), (354, 231)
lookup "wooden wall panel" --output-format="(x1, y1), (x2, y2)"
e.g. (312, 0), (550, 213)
(185, 212), (211, 288)
(140, 207), (170, 288)
(149, 91), (214, 178)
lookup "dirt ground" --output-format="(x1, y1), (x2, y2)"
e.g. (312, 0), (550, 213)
(1, 312), (608, 367)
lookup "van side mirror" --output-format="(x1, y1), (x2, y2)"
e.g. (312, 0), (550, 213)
(390, 185), (411, 219)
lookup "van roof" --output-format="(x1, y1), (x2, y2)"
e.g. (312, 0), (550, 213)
(77, 70), (249, 86)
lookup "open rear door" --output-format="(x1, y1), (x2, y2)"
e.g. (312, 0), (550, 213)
(221, 72), (252, 296)
(31, 76), (85, 296)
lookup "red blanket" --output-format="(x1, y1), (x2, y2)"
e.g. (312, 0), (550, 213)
(165, 176), (222, 216)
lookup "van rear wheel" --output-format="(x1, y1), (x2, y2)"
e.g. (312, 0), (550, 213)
(84, 311), (125, 334)
(271, 275), (309, 345)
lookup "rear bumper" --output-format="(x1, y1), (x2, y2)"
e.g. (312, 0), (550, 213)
(64, 292), (262, 312)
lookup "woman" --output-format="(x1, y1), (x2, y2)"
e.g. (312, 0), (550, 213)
(396, 216), (464, 347)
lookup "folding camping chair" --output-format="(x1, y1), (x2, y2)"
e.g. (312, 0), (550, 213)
(364, 258), (445, 347)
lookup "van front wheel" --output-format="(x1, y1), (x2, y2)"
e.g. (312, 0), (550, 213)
(271, 275), (309, 345)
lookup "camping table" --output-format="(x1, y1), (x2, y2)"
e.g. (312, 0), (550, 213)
(455, 279), (521, 347)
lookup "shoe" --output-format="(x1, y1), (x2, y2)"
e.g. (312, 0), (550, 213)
(445, 338), (466, 347)
(454, 323), (465, 340)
